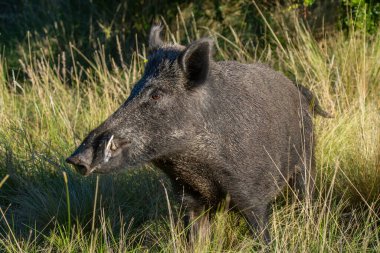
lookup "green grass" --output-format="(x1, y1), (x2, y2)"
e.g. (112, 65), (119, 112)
(0, 5), (379, 253)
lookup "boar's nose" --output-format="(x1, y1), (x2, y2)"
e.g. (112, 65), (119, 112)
(66, 151), (93, 176)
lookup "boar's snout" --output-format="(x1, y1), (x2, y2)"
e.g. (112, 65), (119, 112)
(66, 148), (93, 176)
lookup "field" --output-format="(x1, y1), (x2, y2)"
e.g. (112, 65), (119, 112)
(0, 1), (379, 252)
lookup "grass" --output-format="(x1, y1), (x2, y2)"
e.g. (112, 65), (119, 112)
(0, 4), (379, 252)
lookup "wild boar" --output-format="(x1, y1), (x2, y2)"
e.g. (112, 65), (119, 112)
(66, 25), (331, 243)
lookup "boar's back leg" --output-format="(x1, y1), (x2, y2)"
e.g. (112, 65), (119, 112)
(292, 167), (316, 201)
(291, 147), (316, 201)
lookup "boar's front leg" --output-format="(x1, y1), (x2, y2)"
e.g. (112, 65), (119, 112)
(173, 183), (209, 242)
(243, 204), (271, 244)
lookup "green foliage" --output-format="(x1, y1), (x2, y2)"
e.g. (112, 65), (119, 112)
(303, 0), (316, 6)
(342, 0), (380, 33)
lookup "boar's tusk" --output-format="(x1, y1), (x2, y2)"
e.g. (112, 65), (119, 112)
(104, 135), (114, 162)
(105, 135), (114, 150)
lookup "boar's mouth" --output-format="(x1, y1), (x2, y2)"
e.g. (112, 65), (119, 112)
(77, 164), (92, 176)
(67, 134), (127, 176)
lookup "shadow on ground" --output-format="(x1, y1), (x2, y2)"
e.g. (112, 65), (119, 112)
(0, 147), (172, 240)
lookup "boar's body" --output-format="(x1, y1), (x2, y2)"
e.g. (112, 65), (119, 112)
(155, 60), (312, 202)
(67, 26), (328, 243)
(153, 61), (314, 240)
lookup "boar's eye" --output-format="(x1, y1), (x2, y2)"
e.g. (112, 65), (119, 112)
(150, 90), (163, 101)
(151, 94), (161, 100)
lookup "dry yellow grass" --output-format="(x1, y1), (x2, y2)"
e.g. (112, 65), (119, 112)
(0, 11), (379, 252)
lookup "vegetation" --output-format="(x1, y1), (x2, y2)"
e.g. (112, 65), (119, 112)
(0, 1), (379, 252)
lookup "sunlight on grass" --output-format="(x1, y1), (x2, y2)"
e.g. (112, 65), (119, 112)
(0, 5), (379, 252)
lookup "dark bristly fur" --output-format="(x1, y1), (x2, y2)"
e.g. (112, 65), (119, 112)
(66, 25), (331, 243)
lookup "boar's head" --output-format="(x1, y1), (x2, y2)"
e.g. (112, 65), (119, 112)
(66, 26), (214, 175)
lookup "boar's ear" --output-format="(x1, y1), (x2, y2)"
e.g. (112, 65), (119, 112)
(178, 38), (213, 87)
(149, 25), (163, 50)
